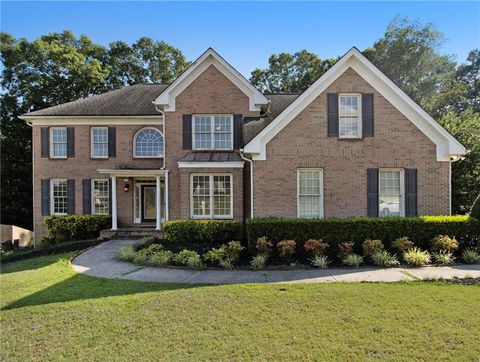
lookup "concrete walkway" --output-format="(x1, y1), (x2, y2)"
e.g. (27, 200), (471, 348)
(71, 239), (480, 284)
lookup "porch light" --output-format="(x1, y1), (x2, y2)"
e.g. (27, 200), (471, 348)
(123, 179), (130, 192)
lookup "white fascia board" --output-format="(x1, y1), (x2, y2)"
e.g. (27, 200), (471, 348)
(97, 169), (168, 177)
(154, 48), (268, 112)
(243, 47), (467, 161)
(177, 161), (244, 169)
(20, 115), (164, 126)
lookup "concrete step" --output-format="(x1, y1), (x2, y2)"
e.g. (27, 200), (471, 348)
(100, 228), (163, 240)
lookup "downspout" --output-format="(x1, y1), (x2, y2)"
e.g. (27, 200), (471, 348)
(155, 105), (166, 170)
(239, 149), (254, 219)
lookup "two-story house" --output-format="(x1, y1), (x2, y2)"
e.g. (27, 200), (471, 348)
(21, 48), (467, 243)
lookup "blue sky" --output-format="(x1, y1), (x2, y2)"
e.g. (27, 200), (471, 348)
(2, 1), (479, 77)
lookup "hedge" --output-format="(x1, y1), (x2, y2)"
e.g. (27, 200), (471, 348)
(44, 214), (111, 243)
(247, 216), (479, 256)
(163, 219), (241, 244)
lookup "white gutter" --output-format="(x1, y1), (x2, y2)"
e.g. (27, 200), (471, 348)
(155, 105), (166, 170)
(239, 149), (254, 219)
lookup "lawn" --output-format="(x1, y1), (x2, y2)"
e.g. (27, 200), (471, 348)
(1, 253), (479, 361)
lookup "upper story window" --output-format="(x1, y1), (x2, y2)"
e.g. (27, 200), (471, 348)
(91, 127), (108, 158)
(379, 169), (404, 218)
(50, 127), (67, 158)
(133, 127), (164, 158)
(339, 94), (362, 139)
(193, 115), (233, 150)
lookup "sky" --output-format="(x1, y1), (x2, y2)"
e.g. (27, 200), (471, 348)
(1, 1), (479, 77)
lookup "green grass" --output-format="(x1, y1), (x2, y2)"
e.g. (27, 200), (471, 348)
(1, 253), (479, 361)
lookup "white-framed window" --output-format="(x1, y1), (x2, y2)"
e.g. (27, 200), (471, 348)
(379, 169), (404, 218)
(297, 168), (324, 218)
(50, 127), (67, 158)
(92, 179), (109, 215)
(51, 179), (68, 215)
(339, 94), (362, 139)
(91, 127), (109, 158)
(133, 127), (164, 158)
(192, 115), (233, 150)
(191, 174), (233, 218)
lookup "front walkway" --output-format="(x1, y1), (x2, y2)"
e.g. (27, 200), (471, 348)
(71, 239), (480, 284)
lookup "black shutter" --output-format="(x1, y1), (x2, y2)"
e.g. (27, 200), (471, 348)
(327, 93), (339, 137)
(362, 93), (374, 137)
(41, 179), (50, 216)
(367, 168), (379, 217)
(83, 179), (91, 214)
(41, 128), (49, 157)
(233, 114), (243, 149)
(405, 169), (418, 217)
(67, 179), (75, 214)
(108, 178), (112, 215)
(182, 114), (192, 149)
(67, 127), (75, 157)
(108, 127), (116, 157)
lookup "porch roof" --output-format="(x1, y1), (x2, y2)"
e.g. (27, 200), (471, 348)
(97, 169), (168, 177)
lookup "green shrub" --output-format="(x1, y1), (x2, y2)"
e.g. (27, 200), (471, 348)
(304, 239), (329, 257)
(44, 214), (111, 242)
(148, 250), (174, 267)
(431, 235), (459, 253)
(403, 248), (431, 267)
(185, 254), (204, 270)
(311, 255), (331, 269)
(133, 252), (149, 265)
(143, 244), (164, 254)
(277, 240), (296, 260)
(203, 247), (227, 265)
(471, 193), (480, 219)
(392, 237), (414, 254)
(337, 241), (354, 260)
(142, 235), (158, 247)
(250, 254), (267, 270)
(256, 236), (273, 256)
(224, 241), (244, 263)
(118, 246), (136, 262)
(362, 239), (385, 257)
(462, 248), (480, 264)
(174, 249), (201, 265)
(163, 219), (241, 244)
(343, 253), (363, 268)
(371, 250), (399, 267)
(432, 251), (455, 266)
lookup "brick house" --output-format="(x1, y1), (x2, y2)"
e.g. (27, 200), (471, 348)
(21, 48), (467, 243)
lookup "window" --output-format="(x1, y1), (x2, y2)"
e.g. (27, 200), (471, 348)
(193, 115), (233, 150)
(191, 174), (232, 218)
(51, 179), (68, 215)
(91, 127), (108, 158)
(297, 169), (323, 218)
(339, 94), (361, 138)
(92, 180), (109, 215)
(134, 128), (164, 158)
(379, 169), (404, 217)
(50, 127), (67, 158)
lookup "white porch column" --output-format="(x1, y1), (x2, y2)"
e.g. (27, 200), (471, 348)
(156, 176), (161, 230)
(111, 176), (118, 230)
(165, 171), (169, 220)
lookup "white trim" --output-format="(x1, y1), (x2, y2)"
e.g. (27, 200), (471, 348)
(90, 127), (109, 159)
(20, 115), (164, 126)
(50, 178), (68, 216)
(49, 127), (67, 159)
(178, 161), (244, 169)
(190, 173), (234, 219)
(97, 169), (167, 177)
(133, 127), (164, 158)
(156, 176), (161, 230)
(153, 48), (269, 112)
(244, 47), (467, 161)
(338, 93), (362, 139)
(111, 176), (117, 230)
(296, 168), (324, 219)
(378, 168), (405, 218)
(91, 179), (110, 215)
(192, 114), (234, 151)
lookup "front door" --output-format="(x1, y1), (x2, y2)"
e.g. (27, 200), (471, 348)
(141, 185), (156, 222)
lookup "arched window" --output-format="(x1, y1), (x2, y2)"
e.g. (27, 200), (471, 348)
(133, 128), (164, 158)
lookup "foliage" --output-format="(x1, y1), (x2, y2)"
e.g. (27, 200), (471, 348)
(337, 242), (354, 260)
(362, 239), (385, 257)
(371, 250), (400, 267)
(431, 235), (459, 253)
(203, 247), (227, 265)
(223, 241), (244, 263)
(461, 248), (480, 264)
(277, 240), (296, 259)
(118, 246), (136, 262)
(142, 235), (158, 247)
(403, 248), (431, 267)
(250, 254), (267, 270)
(256, 236), (273, 256)
(311, 255), (331, 269)
(471, 194), (480, 220)
(391, 236), (415, 254)
(343, 253), (363, 268)
(203, 241), (244, 269)
(174, 249), (201, 266)
(163, 219), (241, 245)
(44, 215), (111, 242)
(147, 250), (174, 268)
(184, 254), (204, 270)
(432, 251), (455, 266)
(304, 239), (329, 257)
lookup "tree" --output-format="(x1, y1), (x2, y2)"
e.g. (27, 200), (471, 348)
(455, 49), (480, 112)
(250, 50), (335, 94)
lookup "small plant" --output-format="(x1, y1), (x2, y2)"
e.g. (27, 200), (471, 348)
(224, 240), (244, 263)
(403, 248), (431, 267)
(143, 243), (164, 255)
(304, 239), (329, 257)
(392, 236), (414, 254)
(174, 249), (201, 266)
(133, 251), (149, 265)
(462, 248), (480, 264)
(256, 236), (273, 256)
(250, 254), (267, 270)
(203, 247), (227, 265)
(185, 254), (204, 270)
(148, 250), (174, 267)
(343, 253), (363, 268)
(362, 239), (384, 258)
(277, 240), (296, 259)
(311, 255), (331, 269)
(118, 245), (136, 262)
(142, 235), (158, 247)
(371, 250), (399, 267)
(337, 241), (354, 260)
(431, 235), (459, 253)
(432, 251), (455, 266)
(219, 259), (234, 270)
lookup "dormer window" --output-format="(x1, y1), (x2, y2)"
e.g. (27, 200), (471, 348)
(339, 94), (362, 138)
(192, 115), (233, 150)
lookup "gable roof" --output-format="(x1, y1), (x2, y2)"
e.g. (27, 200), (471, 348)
(243, 47), (467, 161)
(154, 47), (269, 112)
(22, 84), (169, 117)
